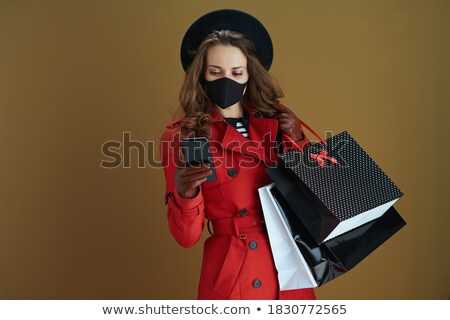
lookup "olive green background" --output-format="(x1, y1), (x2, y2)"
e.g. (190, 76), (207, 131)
(0, 0), (448, 299)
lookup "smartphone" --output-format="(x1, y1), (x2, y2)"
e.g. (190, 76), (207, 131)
(181, 137), (216, 182)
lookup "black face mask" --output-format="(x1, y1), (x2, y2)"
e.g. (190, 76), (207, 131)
(205, 77), (247, 109)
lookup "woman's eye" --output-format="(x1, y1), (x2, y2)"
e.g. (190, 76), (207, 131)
(208, 70), (243, 77)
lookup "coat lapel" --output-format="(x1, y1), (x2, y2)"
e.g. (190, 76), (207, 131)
(210, 106), (279, 166)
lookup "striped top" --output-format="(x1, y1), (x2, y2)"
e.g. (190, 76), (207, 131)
(234, 120), (249, 137)
(224, 109), (250, 138)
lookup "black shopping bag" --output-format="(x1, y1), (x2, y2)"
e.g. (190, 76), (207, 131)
(273, 130), (404, 244)
(259, 180), (406, 288)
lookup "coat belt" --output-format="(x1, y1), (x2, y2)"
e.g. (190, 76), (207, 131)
(210, 215), (265, 238)
(209, 215), (265, 298)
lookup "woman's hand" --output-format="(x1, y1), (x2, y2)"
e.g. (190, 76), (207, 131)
(175, 150), (212, 199)
(274, 104), (305, 142)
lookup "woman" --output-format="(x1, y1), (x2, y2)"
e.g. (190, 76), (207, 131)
(160, 9), (315, 300)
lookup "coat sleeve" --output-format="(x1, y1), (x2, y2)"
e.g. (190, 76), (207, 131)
(159, 125), (206, 248)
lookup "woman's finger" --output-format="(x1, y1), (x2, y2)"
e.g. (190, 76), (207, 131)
(183, 169), (212, 181)
(182, 162), (210, 175)
(274, 112), (290, 119)
(176, 147), (187, 168)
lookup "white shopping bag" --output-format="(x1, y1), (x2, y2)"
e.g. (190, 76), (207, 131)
(258, 183), (317, 289)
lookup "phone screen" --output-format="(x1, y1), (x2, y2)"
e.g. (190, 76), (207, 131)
(181, 137), (216, 182)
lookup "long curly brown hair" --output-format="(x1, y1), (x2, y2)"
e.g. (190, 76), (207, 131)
(178, 29), (284, 138)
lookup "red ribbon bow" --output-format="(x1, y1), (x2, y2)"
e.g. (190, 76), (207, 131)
(310, 150), (338, 168)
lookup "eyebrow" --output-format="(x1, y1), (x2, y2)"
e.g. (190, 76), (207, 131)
(207, 65), (246, 69)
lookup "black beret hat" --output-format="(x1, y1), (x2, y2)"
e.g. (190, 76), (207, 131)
(180, 9), (273, 71)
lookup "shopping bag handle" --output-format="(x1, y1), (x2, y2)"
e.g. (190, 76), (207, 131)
(281, 119), (326, 152)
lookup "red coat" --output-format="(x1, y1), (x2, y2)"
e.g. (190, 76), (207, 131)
(160, 104), (316, 300)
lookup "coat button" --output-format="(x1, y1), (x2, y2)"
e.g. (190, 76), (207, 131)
(249, 240), (258, 250)
(239, 208), (248, 216)
(252, 279), (262, 288)
(227, 168), (237, 177)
